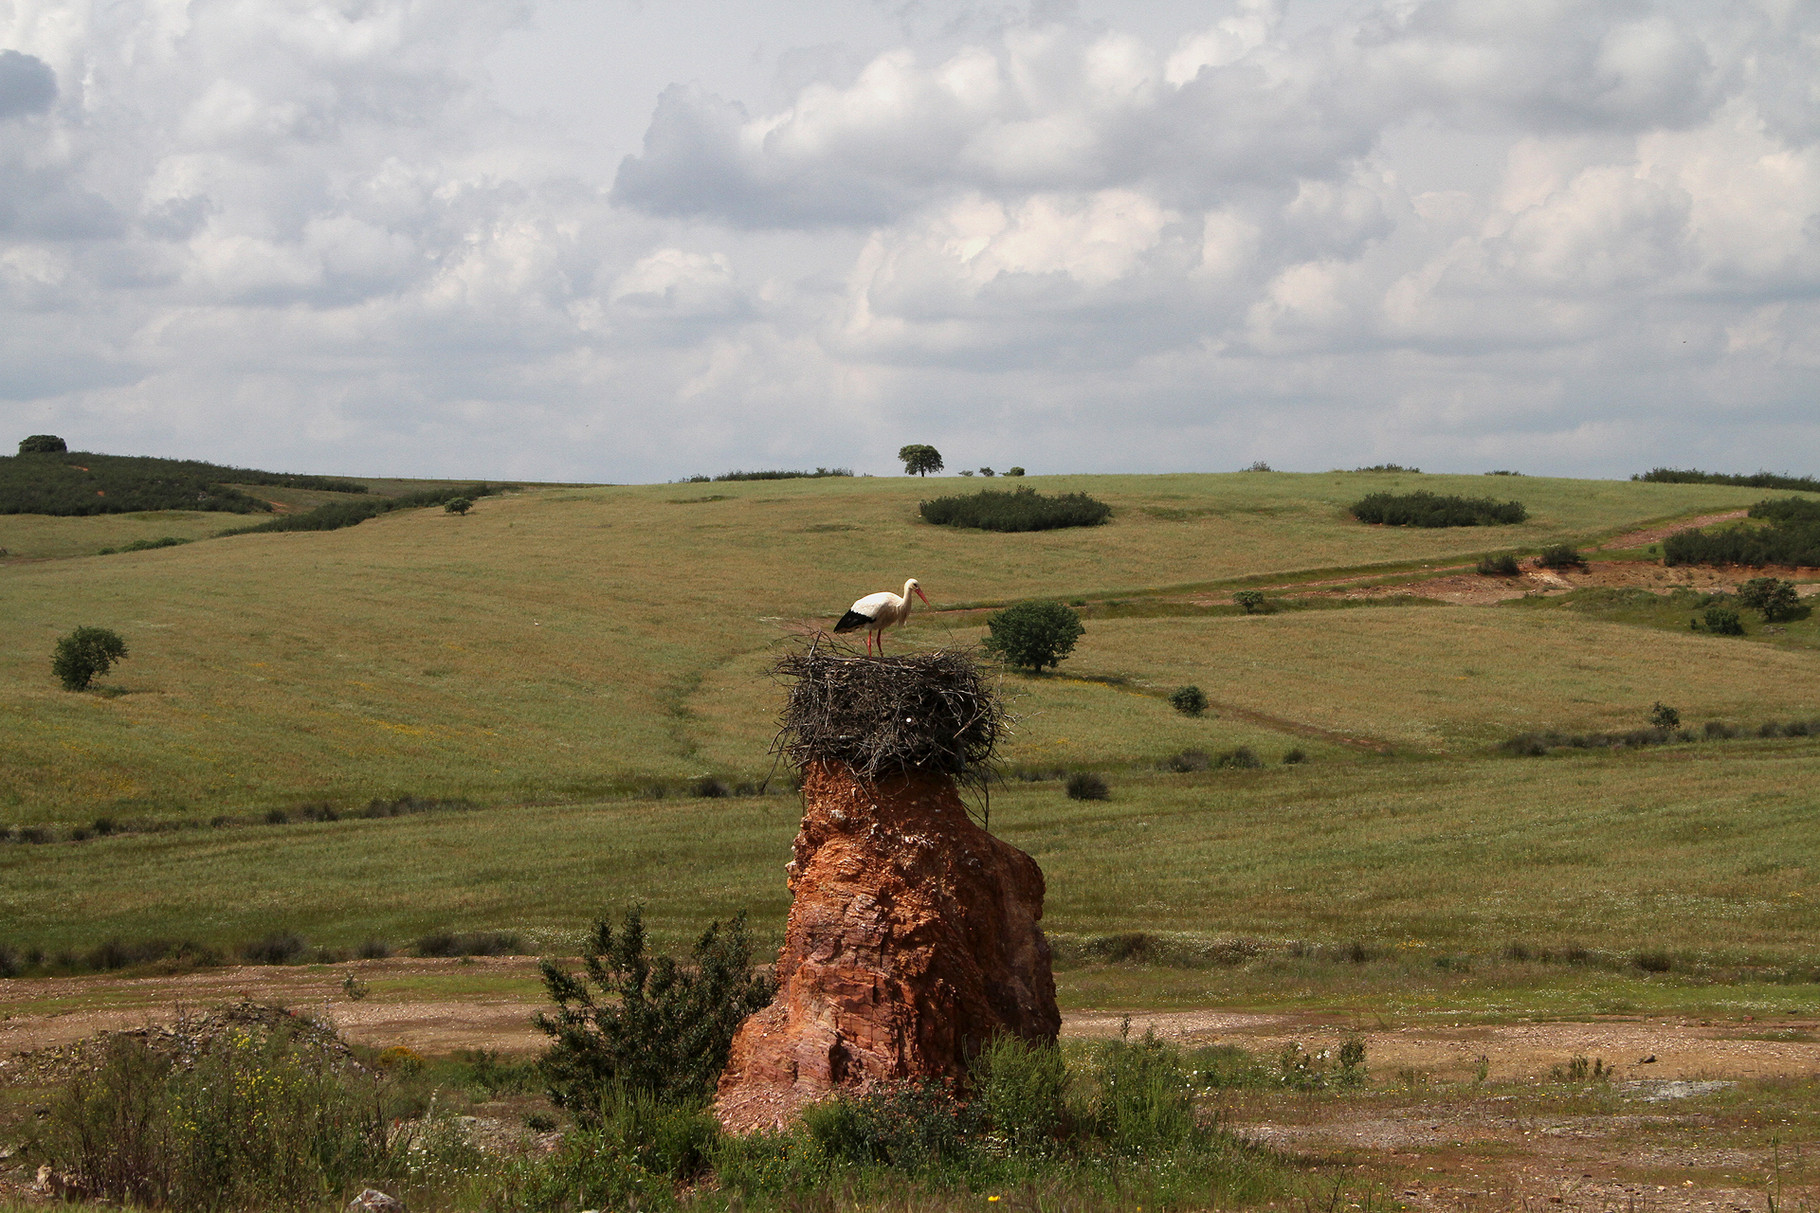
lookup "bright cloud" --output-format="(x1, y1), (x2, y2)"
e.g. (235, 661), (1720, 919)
(0, 0), (1816, 480)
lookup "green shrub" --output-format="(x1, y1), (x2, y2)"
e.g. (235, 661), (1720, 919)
(1649, 702), (1681, 730)
(802, 1079), (975, 1172)
(970, 1034), (1073, 1157)
(224, 483), (507, 535)
(1698, 604), (1745, 635)
(983, 599), (1084, 671)
(0, 450), (363, 516)
(1538, 543), (1587, 570)
(1169, 685), (1208, 716)
(1635, 467), (1820, 492)
(1091, 1027), (1200, 1156)
(1738, 576), (1806, 622)
(1232, 589), (1274, 614)
(1477, 553), (1521, 576)
(1336, 1035), (1368, 1088)
(34, 1022), (423, 1210)
(1214, 746), (1262, 769)
(1282, 747), (1307, 764)
(1350, 491), (1527, 527)
(18, 433), (67, 454)
(1665, 497), (1820, 567)
(52, 625), (128, 691)
(536, 907), (774, 1115)
(1065, 772), (1110, 800)
(712, 468), (851, 481)
(920, 486), (1111, 532)
(1163, 749), (1210, 772)
(1006, 466), (1025, 476)
(415, 929), (521, 957)
(443, 496), (472, 515)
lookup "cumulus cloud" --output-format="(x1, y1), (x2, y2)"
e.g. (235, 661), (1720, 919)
(1, 0), (1817, 480)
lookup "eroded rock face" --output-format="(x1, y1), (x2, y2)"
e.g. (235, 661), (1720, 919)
(715, 760), (1059, 1133)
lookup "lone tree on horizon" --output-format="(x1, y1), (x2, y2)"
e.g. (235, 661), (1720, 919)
(898, 444), (944, 476)
(19, 434), (66, 454)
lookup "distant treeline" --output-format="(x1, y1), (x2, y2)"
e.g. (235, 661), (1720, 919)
(0, 451), (367, 516)
(1350, 491), (1527, 527)
(687, 468), (854, 483)
(1635, 468), (1820, 493)
(223, 483), (509, 534)
(1664, 497), (1820, 567)
(920, 486), (1112, 532)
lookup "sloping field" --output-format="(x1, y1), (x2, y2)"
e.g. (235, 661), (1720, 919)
(0, 472), (1800, 825)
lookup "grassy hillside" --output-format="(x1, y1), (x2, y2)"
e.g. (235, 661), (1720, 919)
(1, 471), (1802, 825)
(3, 469), (1818, 996)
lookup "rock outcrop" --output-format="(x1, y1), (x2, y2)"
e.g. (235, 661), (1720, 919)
(715, 760), (1059, 1133)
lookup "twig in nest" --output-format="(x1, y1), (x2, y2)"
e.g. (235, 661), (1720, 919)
(770, 639), (1007, 788)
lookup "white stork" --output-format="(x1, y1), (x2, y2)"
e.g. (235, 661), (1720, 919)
(834, 578), (931, 656)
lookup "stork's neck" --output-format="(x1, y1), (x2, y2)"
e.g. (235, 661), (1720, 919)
(902, 580), (918, 614)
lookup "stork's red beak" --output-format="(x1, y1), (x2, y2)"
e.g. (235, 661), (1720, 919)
(915, 586), (931, 605)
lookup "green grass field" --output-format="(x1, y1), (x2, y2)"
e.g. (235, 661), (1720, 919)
(3, 470), (1818, 1016)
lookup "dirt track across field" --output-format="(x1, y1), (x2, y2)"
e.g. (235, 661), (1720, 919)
(5, 963), (1818, 1210)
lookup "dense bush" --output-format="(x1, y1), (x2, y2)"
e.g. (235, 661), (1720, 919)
(712, 468), (852, 481)
(1232, 589), (1274, 614)
(920, 485), (1112, 532)
(1697, 603), (1745, 635)
(1169, 685), (1208, 716)
(97, 536), (191, 555)
(414, 929), (522, 957)
(1635, 467), (1820, 492)
(1538, 543), (1587, 570)
(983, 599), (1085, 671)
(1477, 553), (1521, 576)
(1649, 702), (1681, 730)
(52, 625), (127, 691)
(1664, 497), (1820, 567)
(224, 483), (508, 535)
(33, 1022), (427, 1209)
(1737, 576), (1807, 621)
(1065, 772), (1110, 800)
(19, 433), (67, 453)
(803, 1079), (974, 1171)
(1214, 746), (1263, 770)
(970, 1034), (1072, 1156)
(1090, 1026), (1200, 1155)
(1350, 491), (1527, 527)
(0, 450), (366, 516)
(443, 496), (472, 515)
(536, 907), (774, 1115)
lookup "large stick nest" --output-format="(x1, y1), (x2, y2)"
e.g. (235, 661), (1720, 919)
(771, 642), (1006, 782)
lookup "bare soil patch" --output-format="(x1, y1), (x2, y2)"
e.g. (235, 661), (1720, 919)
(5, 965), (1818, 1209)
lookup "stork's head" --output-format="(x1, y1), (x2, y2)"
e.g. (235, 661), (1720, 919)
(906, 577), (930, 605)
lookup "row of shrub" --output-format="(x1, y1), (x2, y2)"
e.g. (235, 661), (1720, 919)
(920, 486), (1112, 532)
(1, 450), (368, 516)
(1501, 715), (1820, 756)
(1350, 490), (1527, 527)
(1664, 497), (1820, 567)
(0, 927), (523, 978)
(1635, 467), (1820, 492)
(222, 482), (511, 534)
(2, 795), (480, 846)
(685, 468), (854, 482)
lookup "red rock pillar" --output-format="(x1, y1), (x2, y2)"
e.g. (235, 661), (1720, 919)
(714, 760), (1059, 1133)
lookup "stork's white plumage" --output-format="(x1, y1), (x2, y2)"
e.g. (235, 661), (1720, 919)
(833, 577), (930, 656)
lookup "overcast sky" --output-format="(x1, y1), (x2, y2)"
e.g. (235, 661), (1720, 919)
(2, 0), (1816, 482)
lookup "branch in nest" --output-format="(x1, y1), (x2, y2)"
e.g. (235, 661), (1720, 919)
(770, 641), (1007, 783)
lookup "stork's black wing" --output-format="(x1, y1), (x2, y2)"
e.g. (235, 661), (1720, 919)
(833, 610), (872, 633)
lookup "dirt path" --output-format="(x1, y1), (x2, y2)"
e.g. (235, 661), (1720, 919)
(1601, 510), (1749, 550)
(6, 965), (1818, 1209)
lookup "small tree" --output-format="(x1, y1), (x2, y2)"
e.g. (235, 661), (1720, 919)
(444, 497), (472, 515)
(1649, 702), (1680, 730)
(1738, 576), (1803, 622)
(1699, 603), (1745, 635)
(983, 600), (1084, 672)
(536, 906), (773, 1117)
(18, 434), (67, 454)
(898, 444), (944, 477)
(1006, 467), (1025, 477)
(1233, 590), (1274, 615)
(1538, 544), (1586, 570)
(52, 626), (128, 691)
(1169, 686), (1208, 716)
